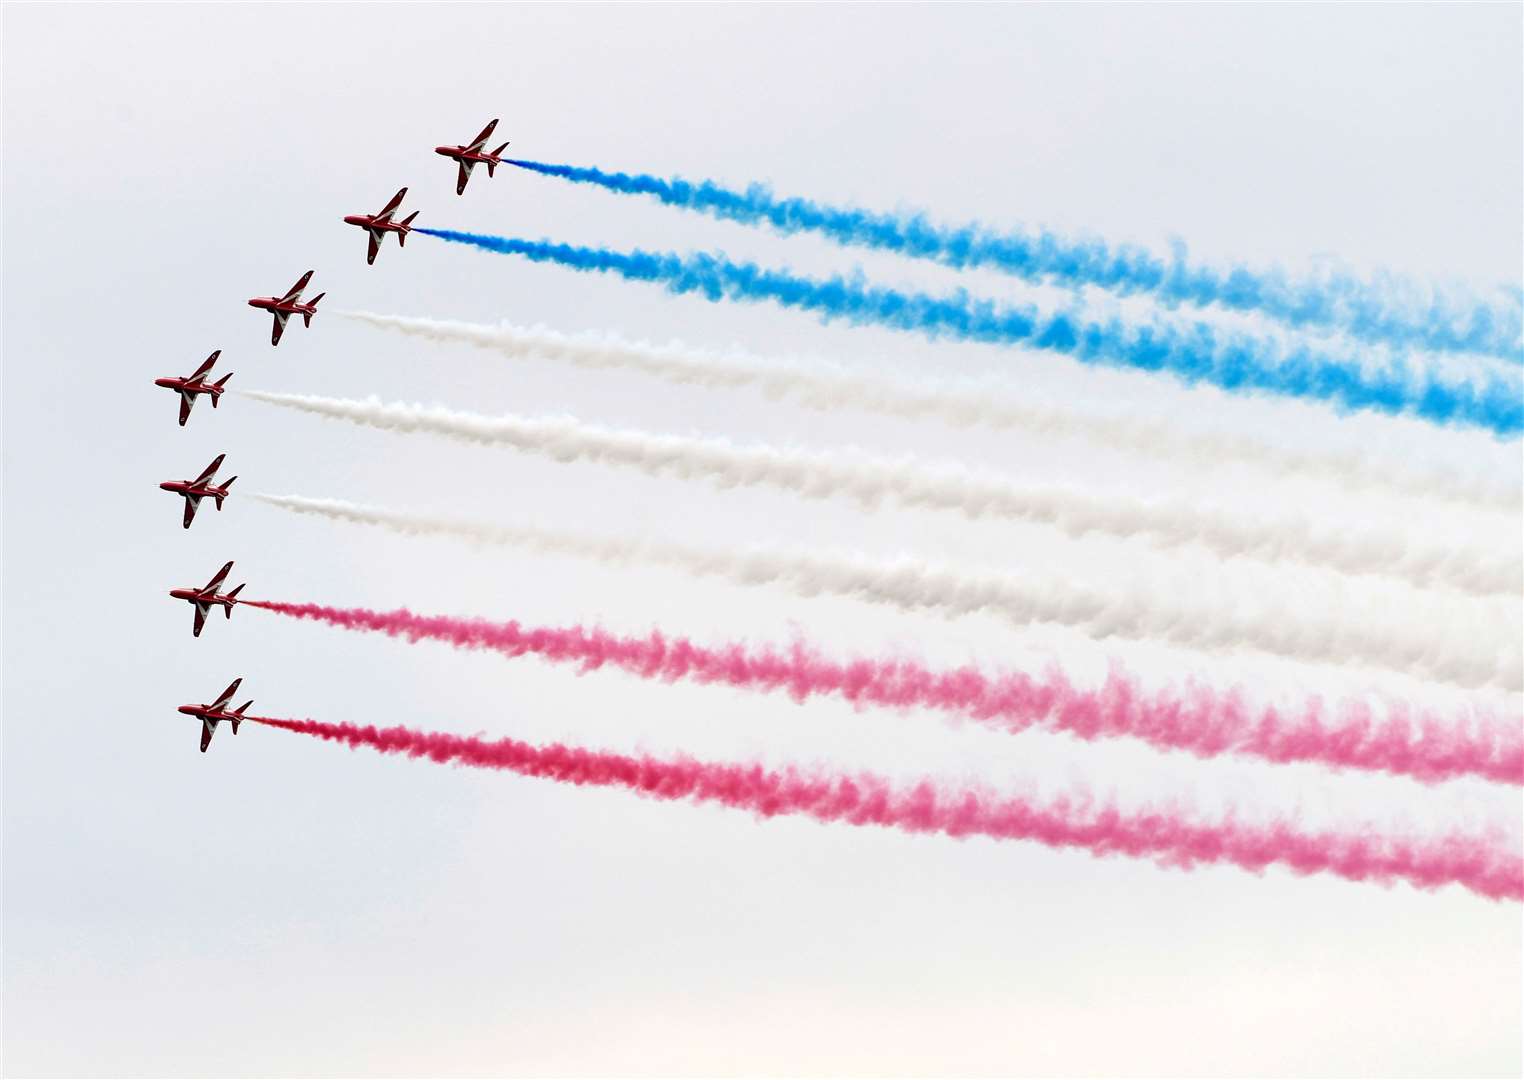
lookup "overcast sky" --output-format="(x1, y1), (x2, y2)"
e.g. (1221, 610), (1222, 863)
(4, 4), (1521, 1077)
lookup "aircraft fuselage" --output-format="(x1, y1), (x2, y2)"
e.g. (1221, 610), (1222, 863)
(435, 144), (500, 164)
(155, 376), (221, 396)
(247, 296), (317, 316)
(169, 587), (236, 610)
(343, 213), (409, 233)
(178, 704), (239, 723)
(160, 480), (230, 500)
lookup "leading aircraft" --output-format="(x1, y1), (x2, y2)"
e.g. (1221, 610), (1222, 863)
(435, 119), (509, 195)
(343, 187), (420, 265)
(169, 560), (245, 637)
(155, 351), (232, 426)
(178, 677), (253, 752)
(248, 270), (324, 346)
(160, 453), (236, 529)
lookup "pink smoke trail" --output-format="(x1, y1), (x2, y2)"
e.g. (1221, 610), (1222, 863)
(247, 713), (1523, 901)
(245, 600), (1523, 787)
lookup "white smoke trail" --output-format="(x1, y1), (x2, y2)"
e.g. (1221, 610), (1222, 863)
(240, 387), (1519, 599)
(338, 310), (1523, 514)
(252, 493), (1523, 692)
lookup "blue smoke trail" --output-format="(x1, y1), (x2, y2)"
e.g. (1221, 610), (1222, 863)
(416, 227), (1522, 437)
(506, 159), (1524, 363)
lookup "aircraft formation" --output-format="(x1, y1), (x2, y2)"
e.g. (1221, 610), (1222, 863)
(160, 119), (505, 750)
(132, 111), (1524, 909)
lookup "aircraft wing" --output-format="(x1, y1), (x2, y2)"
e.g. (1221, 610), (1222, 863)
(178, 393), (194, 426)
(367, 231), (381, 265)
(182, 496), (201, 529)
(193, 603), (209, 638)
(280, 270), (314, 303)
(204, 561), (233, 593)
(376, 187), (407, 220)
(466, 119), (498, 153)
(190, 351), (219, 380)
(210, 678), (242, 711)
(192, 454), (225, 486)
(271, 311), (288, 346)
(456, 160), (475, 195)
(200, 719), (214, 752)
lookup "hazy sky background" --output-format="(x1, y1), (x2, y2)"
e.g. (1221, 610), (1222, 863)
(4, 4), (1521, 1077)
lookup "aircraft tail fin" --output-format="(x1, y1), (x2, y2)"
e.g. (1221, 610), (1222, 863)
(215, 477), (236, 509)
(212, 373), (233, 396)
(491, 141), (510, 158)
(398, 212), (419, 244)
(225, 584), (245, 614)
(303, 294), (325, 327)
(231, 701), (252, 734)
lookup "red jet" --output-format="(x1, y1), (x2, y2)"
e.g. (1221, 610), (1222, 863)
(344, 187), (420, 265)
(178, 677), (253, 752)
(248, 270), (324, 346)
(155, 350), (232, 426)
(435, 119), (509, 195)
(169, 560), (245, 637)
(160, 453), (236, 529)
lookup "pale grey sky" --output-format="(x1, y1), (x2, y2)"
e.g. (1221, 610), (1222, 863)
(3, 4), (1521, 1077)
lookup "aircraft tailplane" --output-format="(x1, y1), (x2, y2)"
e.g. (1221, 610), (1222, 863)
(302, 294), (325, 327)
(215, 477), (236, 509)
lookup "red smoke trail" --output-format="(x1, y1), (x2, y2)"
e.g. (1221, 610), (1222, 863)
(247, 713), (1523, 901)
(244, 600), (1523, 787)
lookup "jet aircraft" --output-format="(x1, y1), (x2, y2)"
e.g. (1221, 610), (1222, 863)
(343, 187), (419, 265)
(155, 351), (232, 426)
(178, 677), (253, 752)
(248, 270), (324, 346)
(170, 560), (245, 637)
(160, 453), (236, 529)
(435, 119), (509, 195)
